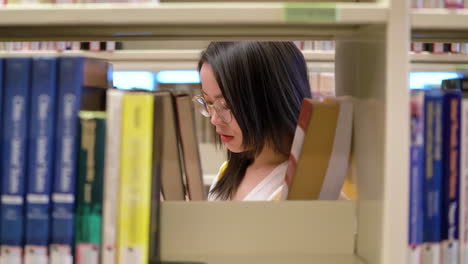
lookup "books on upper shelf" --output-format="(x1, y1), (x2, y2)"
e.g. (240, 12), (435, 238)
(412, 0), (465, 8)
(2, 0), (157, 5)
(411, 42), (468, 54)
(293, 41), (335, 51)
(0, 42), (122, 52)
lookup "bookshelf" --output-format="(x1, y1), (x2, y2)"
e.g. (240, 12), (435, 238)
(0, 1), (411, 264)
(70, 49), (335, 71)
(102, 49), (468, 72)
(413, 9), (468, 40)
(161, 201), (362, 263)
(0, 3), (387, 40)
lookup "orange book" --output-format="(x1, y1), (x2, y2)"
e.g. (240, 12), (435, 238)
(286, 97), (353, 200)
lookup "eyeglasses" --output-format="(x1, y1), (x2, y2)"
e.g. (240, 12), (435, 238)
(192, 95), (233, 123)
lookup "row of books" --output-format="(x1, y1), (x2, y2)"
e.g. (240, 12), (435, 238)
(408, 78), (468, 264)
(1, 0), (157, 4)
(412, 42), (468, 54)
(293, 41), (335, 51)
(412, 0), (467, 8)
(0, 41), (122, 52)
(0, 54), (205, 264)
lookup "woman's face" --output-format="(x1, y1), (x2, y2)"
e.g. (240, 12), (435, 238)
(200, 63), (244, 153)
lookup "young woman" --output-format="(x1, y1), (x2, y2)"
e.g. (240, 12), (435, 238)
(193, 41), (311, 201)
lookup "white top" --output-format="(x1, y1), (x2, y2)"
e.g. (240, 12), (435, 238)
(208, 161), (289, 201)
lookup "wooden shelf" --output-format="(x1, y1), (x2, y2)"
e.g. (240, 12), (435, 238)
(162, 254), (365, 264)
(412, 8), (468, 41)
(161, 201), (358, 262)
(410, 52), (468, 72)
(0, 3), (387, 40)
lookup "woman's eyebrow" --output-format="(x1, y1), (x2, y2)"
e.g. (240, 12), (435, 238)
(201, 90), (223, 100)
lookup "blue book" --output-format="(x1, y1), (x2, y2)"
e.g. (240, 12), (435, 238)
(0, 58), (3, 136)
(51, 57), (86, 249)
(51, 57), (109, 254)
(409, 90), (425, 262)
(0, 57), (32, 247)
(441, 89), (461, 264)
(423, 89), (445, 262)
(25, 57), (58, 247)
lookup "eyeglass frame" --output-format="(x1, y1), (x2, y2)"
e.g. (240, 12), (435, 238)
(192, 94), (233, 124)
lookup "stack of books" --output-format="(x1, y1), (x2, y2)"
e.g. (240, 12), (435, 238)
(0, 54), (205, 264)
(408, 78), (468, 264)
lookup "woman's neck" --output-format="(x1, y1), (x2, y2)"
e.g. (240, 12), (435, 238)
(250, 144), (288, 169)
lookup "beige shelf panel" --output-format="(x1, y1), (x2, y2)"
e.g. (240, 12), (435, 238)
(0, 50), (334, 71)
(0, 3), (387, 40)
(162, 254), (366, 264)
(413, 9), (468, 41)
(161, 201), (357, 258)
(108, 50), (336, 71)
(410, 53), (468, 72)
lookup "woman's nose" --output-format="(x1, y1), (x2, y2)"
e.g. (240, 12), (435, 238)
(210, 110), (223, 126)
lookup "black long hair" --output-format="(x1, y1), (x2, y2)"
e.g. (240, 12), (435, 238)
(198, 42), (311, 200)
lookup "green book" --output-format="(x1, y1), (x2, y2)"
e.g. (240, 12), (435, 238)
(75, 111), (106, 263)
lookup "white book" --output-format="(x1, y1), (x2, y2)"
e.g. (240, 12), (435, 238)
(0, 246), (22, 264)
(49, 245), (73, 264)
(442, 241), (458, 264)
(408, 247), (422, 264)
(460, 96), (468, 264)
(101, 89), (124, 264)
(24, 246), (48, 264)
(423, 244), (441, 264)
(106, 41), (116, 51)
(76, 244), (99, 264)
(90, 41), (100, 51)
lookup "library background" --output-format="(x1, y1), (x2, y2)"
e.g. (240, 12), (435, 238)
(1, 0), (468, 263)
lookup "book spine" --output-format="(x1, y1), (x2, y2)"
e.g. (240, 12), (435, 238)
(285, 99), (312, 190)
(24, 57), (57, 264)
(117, 93), (154, 264)
(101, 90), (123, 264)
(0, 58), (3, 142)
(460, 94), (468, 264)
(442, 91), (461, 264)
(149, 93), (163, 264)
(50, 57), (84, 262)
(175, 95), (205, 201)
(445, 0), (463, 8)
(75, 113), (106, 264)
(422, 91), (443, 264)
(0, 57), (32, 264)
(408, 91), (425, 264)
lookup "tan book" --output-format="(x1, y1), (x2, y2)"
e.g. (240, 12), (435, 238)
(101, 89), (124, 264)
(175, 94), (205, 201)
(286, 97), (353, 200)
(153, 92), (186, 201)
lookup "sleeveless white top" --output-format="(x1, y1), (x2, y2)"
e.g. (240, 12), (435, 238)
(208, 161), (288, 201)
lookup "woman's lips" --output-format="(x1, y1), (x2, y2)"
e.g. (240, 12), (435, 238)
(219, 133), (234, 143)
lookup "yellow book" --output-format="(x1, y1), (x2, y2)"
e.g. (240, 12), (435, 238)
(117, 93), (154, 264)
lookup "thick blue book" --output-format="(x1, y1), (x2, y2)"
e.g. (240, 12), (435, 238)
(51, 57), (109, 254)
(0, 58), (3, 136)
(0, 57), (32, 246)
(441, 89), (461, 263)
(422, 89), (445, 262)
(409, 90), (425, 262)
(51, 57), (86, 248)
(25, 57), (58, 247)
